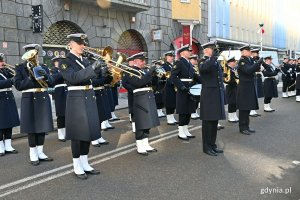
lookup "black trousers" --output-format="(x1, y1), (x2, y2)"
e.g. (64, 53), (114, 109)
(71, 140), (90, 158)
(166, 107), (175, 115)
(282, 81), (288, 92)
(288, 81), (295, 91)
(202, 120), (218, 152)
(0, 128), (12, 141)
(228, 104), (237, 113)
(297, 89), (300, 95)
(135, 129), (150, 140)
(239, 110), (250, 131)
(28, 133), (45, 147)
(57, 116), (65, 129)
(264, 97), (272, 104)
(178, 114), (191, 126)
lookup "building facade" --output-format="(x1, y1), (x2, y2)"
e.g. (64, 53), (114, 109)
(0, 0), (209, 66)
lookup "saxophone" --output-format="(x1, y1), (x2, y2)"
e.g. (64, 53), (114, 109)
(220, 55), (231, 84)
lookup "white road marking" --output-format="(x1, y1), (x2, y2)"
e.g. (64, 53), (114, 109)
(0, 126), (201, 198)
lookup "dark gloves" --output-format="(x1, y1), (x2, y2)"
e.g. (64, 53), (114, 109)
(257, 57), (264, 65)
(223, 73), (228, 78)
(104, 74), (113, 84)
(37, 69), (48, 80)
(212, 48), (220, 57)
(91, 59), (107, 74)
(180, 86), (189, 92)
(275, 68), (280, 73)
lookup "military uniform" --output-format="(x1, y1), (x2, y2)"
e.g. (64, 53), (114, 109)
(171, 45), (201, 140)
(199, 48), (226, 156)
(281, 59), (292, 97)
(296, 59), (300, 102)
(14, 44), (54, 165)
(0, 61), (20, 156)
(51, 56), (68, 142)
(59, 33), (101, 179)
(224, 57), (239, 122)
(262, 56), (280, 112)
(125, 52), (159, 155)
(237, 45), (262, 135)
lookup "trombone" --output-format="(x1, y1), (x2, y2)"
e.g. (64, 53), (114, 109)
(82, 46), (143, 79)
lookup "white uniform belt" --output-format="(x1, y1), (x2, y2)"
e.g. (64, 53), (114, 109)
(93, 86), (105, 90)
(265, 77), (275, 79)
(296, 72), (300, 75)
(54, 84), (67, 88)
(0, 88), (12, 92)
(22, 88), (47, 93)
(104, 84), (111, 87)
(68, 85), (92, 91)
(133, 87), (152, 94)
(180, 79), (193, 82)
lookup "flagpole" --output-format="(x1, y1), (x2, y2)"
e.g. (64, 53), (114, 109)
(260, 28), (263, 51)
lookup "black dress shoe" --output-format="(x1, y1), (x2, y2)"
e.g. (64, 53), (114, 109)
(204, 150), (218, 156)
(109, 118), (120, 121)
(30, 160), (40, 166)
(249, 114), (258, 117)
(99, 141), (109, 145)
(75, 173), (88, 180)
(219, 125), (225, 129)
(247, 128), (256, 133)
(102, 128), (108, 131)
(0, 152), (5, 156)
(167, 122), (176, 125)
(187, 135), (196, 138)
(177, 136), (189, 141)
(5, 149), (18, 154)
(39, 157), (54, 162)
(212, 148), (224, 153)
(240, 130), (251, 135)
(256, 114), (261, 116)
(58, 139), (66, 142)
(146, 148), (158, 152)
(92, 144), (101, 147)
(228, 120), (238, 123)
(85, 169), (100, 175)
(106, 126), (115, 129)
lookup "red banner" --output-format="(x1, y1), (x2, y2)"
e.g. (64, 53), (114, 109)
(182, 25), (190, 46)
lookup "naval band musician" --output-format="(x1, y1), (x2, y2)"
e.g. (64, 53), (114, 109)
(171, 44), (201, 140)
(124, 52), (159, 155)
(58, 33), (102, 179)
(237, 45), (263, 135)
(0, 53), (20, 156)
(13, 44), (54, 165)
(198, 41), (225, 156)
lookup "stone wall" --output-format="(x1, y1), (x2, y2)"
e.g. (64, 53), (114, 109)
(0, 0), (208, 64)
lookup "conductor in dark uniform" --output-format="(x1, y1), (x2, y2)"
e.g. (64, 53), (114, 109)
(171, 44), (201, 140)
(161, 51), (177, 125)
(237, 45), (263, 135)
(13, 44), (54, 165)
(59, 33), (102, 179)
(125, 52), (159, 155)
(152, 60), (166, 118)
(198, 41), (225, 156)
(262, 56), (280, 112)
(51, 56), (67, 142)
(0, 53), (20, 156)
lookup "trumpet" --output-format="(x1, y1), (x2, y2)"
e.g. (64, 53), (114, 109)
(3, 63), (16, 76)
(82, 46), (143, 79)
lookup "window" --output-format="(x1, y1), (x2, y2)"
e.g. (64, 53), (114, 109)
(180, 0), (190, 3)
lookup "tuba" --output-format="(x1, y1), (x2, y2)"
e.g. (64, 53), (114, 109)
(22, 49), (48, 88)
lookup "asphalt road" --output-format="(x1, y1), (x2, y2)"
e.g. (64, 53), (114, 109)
(0, 95), (299, 200)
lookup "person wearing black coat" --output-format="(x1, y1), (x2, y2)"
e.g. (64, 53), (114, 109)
(237, 45), (263, 135)
(121, 57), (136, 132)
(281, 57), (291, 98)
(58, 34), (102, 179)
(152, 60), (166, 118)
(224, 56), (239, 123)
(161, 51), (177, 125)
(288, 59), (297, 96)
(124, 52), (159, 155)
(249, 49), (263, 117)
(0, 53), (20, 156)
(262, 56), (280, 112)
(171, 44), (201, 140)
(190, 54), (201, 120)
(296, 58), (300, 102)
(198, 41), (225, 156)
(51, 56), (67, 142)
